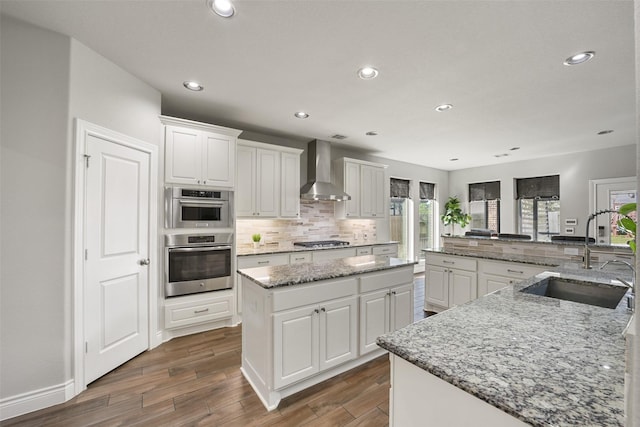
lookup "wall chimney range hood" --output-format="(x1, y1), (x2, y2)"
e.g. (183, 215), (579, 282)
(300, 140), (351, 201)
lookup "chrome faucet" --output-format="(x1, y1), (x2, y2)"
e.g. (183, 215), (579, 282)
(600, 259), (635, 311)
(583, 209), (619, 269)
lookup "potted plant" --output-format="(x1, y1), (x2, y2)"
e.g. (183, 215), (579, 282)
(251, 233), (262, 249)
(441, 196), (471, 236)
(617, 203), (636, 253)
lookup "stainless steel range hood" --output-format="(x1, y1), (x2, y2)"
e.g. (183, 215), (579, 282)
(300, 140), (351, 201)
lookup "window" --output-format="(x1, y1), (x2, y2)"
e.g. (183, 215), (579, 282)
(390, 178), (412, 260)
(468, 181), (500, 232)
(419, 182), (436, 254)
(516, 175), (560, 241)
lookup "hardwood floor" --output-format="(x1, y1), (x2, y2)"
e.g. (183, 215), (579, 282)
(3, 275), (428, 427)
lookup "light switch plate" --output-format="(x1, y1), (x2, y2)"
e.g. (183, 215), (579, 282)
(469, 240), (478, 247)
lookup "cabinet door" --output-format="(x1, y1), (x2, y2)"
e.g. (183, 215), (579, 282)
(202, 132), (235, 188)
(256, 149), (280, 217)
(236, 145), (256, 217)
(344, 161), (360, 217)
(478, 273), (511, 297)
(280, 151), (300, 218)
(359, 289), (390, 355)
(165, 126), (201, 185)
(390, 284), (413, 332)
(273, 305), (319, 389)
(361, 165), (386, 218)
(319, 296), (358, 370)
(425, 265), (448, 308)
(449, 269), (477, 308)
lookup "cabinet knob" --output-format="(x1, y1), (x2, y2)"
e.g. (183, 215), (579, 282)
(314, 309), (320, 314)
(391, 291), (396, 295)
(320, 307), (326, 312)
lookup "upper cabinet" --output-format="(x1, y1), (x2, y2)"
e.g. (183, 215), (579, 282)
(236, 139), (302, 218)
(333, 158), (387, 219)
(161, 116), (242, 188)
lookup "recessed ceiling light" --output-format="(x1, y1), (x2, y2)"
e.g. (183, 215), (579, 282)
(563, 51), (595, 66)
(449, 158), (459, 162)
(509, 147), (520, 151)
(183, 81), (204, 91)
(366, 131), (378, 136)
(357, 67), (379, 80)
(597, 130), (614, 135)
(294, 111), (309, 119)
(435, 104), (453, 112)
(207, 0), (235, 18)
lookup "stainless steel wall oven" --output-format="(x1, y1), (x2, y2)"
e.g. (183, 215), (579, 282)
(165, 233), (233, 297)
(166, 187), (231, 229)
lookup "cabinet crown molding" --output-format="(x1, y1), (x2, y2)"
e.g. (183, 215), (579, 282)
(159, 115), (242, 137)
(238, 139), (303, 154)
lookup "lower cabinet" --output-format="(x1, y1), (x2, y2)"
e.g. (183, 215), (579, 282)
(240, 265), (414, 410)
(477, 260), (546, 297)
(273, 295), (357, 389)
(164, 291), (234, 330)
(425, 255), (477, 312)
(360, 283), (413, 355)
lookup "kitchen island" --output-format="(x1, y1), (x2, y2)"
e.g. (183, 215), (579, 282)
(377, 267), (633, 426)
(238, 255), (416, 410)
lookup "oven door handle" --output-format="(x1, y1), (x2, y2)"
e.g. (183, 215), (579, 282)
(178, 200), (226, 206)
(169, 246), (232, 253)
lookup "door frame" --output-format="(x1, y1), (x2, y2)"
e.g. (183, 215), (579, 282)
(72, 119), (158, 395)
(589, 176), (636, 243)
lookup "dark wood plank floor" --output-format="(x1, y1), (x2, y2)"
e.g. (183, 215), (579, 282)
(3, 275), (428, 427)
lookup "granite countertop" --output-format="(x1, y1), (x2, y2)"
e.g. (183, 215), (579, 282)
(423, 248), (562, 267)
(377, 267), (633, 426)
(237, 241), (397, 256)
(237, 255), (416, 289)
(443, 234), (631, 249)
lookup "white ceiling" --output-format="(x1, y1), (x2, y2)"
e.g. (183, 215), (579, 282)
(1, 0), (636, 171)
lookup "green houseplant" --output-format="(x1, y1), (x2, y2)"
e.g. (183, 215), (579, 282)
(441, 196), (471, 236)
(617, 203), (636, 253)
(251, 233), (261, 249)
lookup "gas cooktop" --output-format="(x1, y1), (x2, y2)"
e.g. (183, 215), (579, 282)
(293, 240), (350, 248)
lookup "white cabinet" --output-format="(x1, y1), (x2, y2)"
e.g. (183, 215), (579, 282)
(236, 253), (289, 314)
(161, 116), (241, 188)
(359, 268), (414, 355)
(164, 291), (234, 330)
(236, 140), (302, 218)
(477, 260), (545, 297)
(333, 158), (387, 219)
(273, 295), (358, 389)
(289, 252), (312, 264)
(280, 151), (301, 218)
(425, 254), (477, 312)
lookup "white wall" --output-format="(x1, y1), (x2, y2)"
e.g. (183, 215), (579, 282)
(448, 144), (637, 235)
(0, 15), (161, 417)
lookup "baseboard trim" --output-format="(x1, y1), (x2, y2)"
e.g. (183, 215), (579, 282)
(0, 379), (74, 421)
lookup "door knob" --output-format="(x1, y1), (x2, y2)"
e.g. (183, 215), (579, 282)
(138, 259), (150, 266)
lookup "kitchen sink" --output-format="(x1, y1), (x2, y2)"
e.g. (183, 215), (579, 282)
(520, 277), (628, 309)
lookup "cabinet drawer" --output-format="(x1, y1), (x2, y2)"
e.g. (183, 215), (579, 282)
(164, 294), (233, 329)
(289, 252), (312, 264)
(313, 247), (357, 261)
(478, 260), (544, 279)
(360, 267), (413, 293)
(237, 253), (289, 269)
(426, 254), (476, 272)
(373, 244), (398, 256)
(272, 277), (358, 312)
(356, 246), (372, 256)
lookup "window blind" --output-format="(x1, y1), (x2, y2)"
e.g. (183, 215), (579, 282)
(419, 182), (435, 200)
(390, 178), (410, 198)
(469, 181), (501, 201)
(516, 175), (560, 199)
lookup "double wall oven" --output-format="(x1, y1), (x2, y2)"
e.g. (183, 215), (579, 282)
(164, 186), (234, 298)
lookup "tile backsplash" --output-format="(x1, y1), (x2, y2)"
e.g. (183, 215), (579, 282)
(236, 201), (376, 249)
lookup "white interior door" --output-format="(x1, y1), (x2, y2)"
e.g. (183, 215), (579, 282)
(593, 178), (636, 245)
(84, 131), (151, 384)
